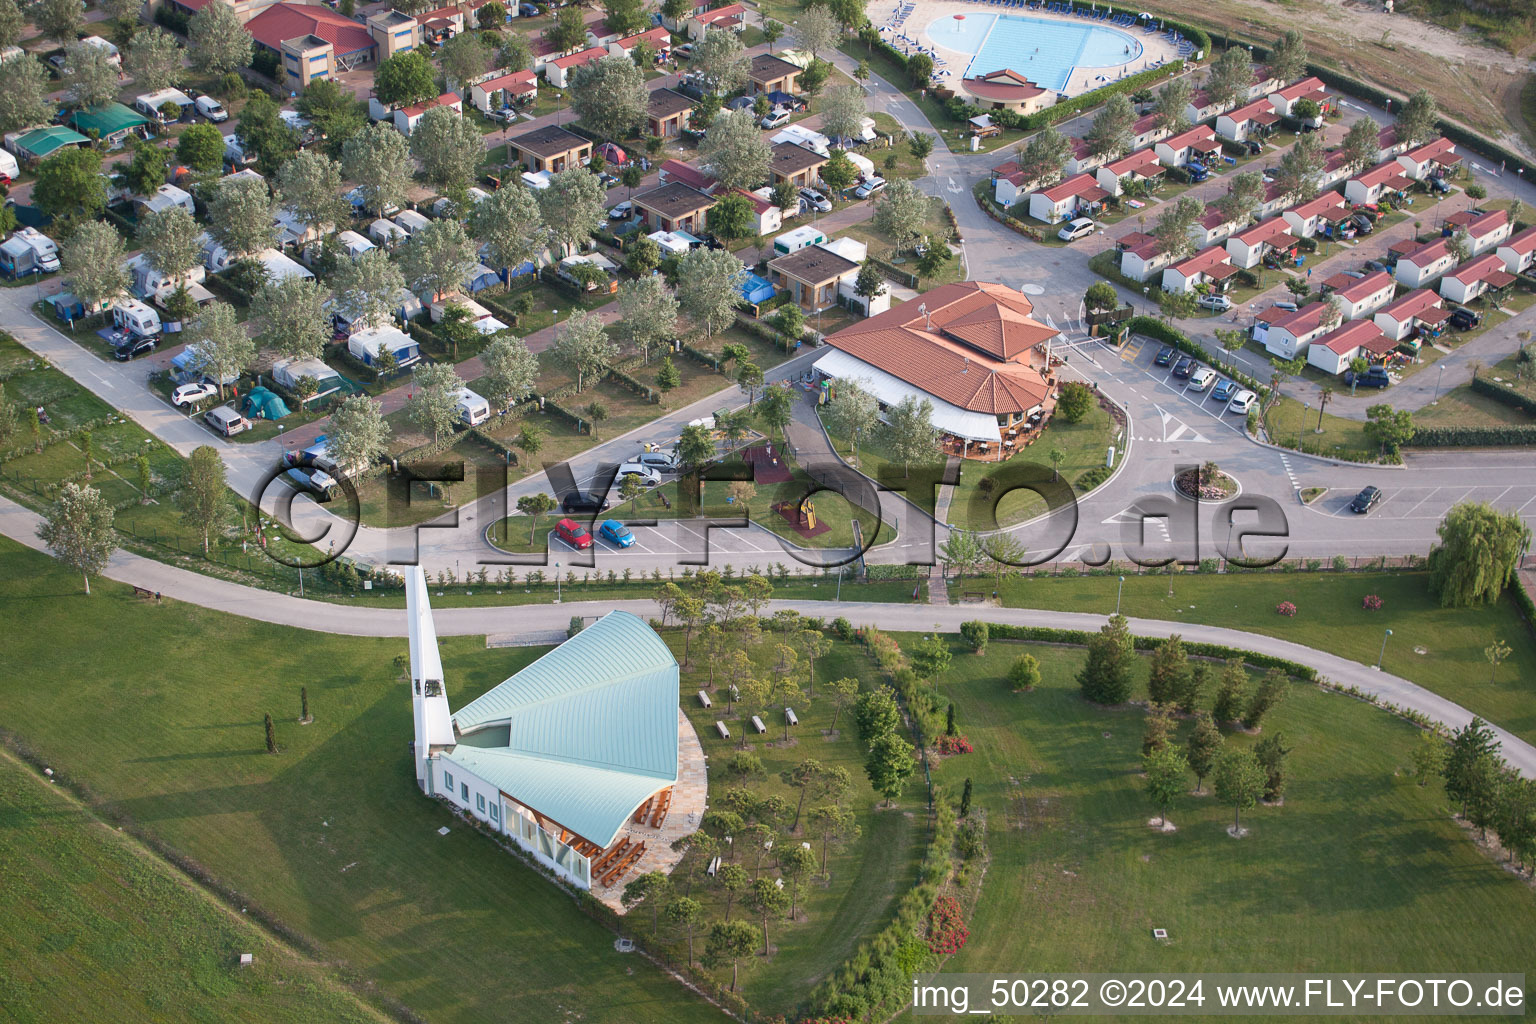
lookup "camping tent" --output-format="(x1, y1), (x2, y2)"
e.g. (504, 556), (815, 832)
(739, 272), (775, 305)
(242, 386), (291, 420)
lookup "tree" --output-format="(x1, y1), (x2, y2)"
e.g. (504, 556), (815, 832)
(1146, 634), (1190, 707)
(703, 920), (758, 993)
(252, 276), (329, 362)
(865, 730), (915, 806)
(758, 383), (793, 441)
(411, 106), (485, 198)
(907, 131), (936, 163)
(374, 50), (436, 107)
(1408, 731), (1446, 789)
(1186, 713), (1223, 792)
(853, 262), (886, 310)
(910, 631), (952, 681)
(296, 78), (368, 154)
(585, 399), (609, 440)
(1056, 380), (1093, 423)
(620, 870), (672, 933)
(570, 54), (648, 140)
(1213, 170), (1264, 223)
(400, 217), (477, 300)
(331, 249), (406, 330)
(613, 275), (677, 365)
(342, 122), (413, 217)
(625, 235), (661, 277)
(543, 4), (587, 52)
(550, 309), (618, 391)
(275, 150), (347, 234)
(707, 193), (756, 244)
(762, 18), (784, 51)
(1254, 731), (1289, 802)
(125, 27), (182, 95)
(234, 93), (300, 174)
(188, 0), (252, 75)
(1427, 501), (1530, 608)
(0, 56), (54, 135)
(1016, 125), (1072, 190)
(468, 184), (544, 274)
(882, 394), (940, 477)
(1211, 658), (1248, 724)
(1273, 129), (1324, 202)
(823, 378), (878, 460)
(34, 147), (107, 220)
(1213, 747), (1266, 834)
(779, 843), (817, 918)
(1241, 667), (1287, 730)
(1446, 228), (1472, 265)
(1084, 281), (1118, 315)
(914, 237), (953, 281)
(742, 878), (789, 955)
(820, 85), (868, 145)
(61, 222), (128, 310)
(34, 0), (83, 46)
(1152, 75), (1193, 133)
(1339, 115), (1381, 173)
(1396, 88), (1439, 146)
(437, 31), (490, 92)
(60, 40), (118, 110)
(37, 483), (115, 594)
(692, 26), (749, 95)
(188, 303), (255, 398)
(1268, 29), (1308, 83)
(1363, 402), (1414, 457)
(1079, 613), (1133, 704)
(677, 246), (747, 340)
(406, 362), (464, 445)
(1045, 446), (1066, 482)
(660, 897), (703, 966)
(906, 51), (934, 87)
(537, 168), (606, 256)
(807, 803), (859, 875)
(478, 334), (537, 412)
(176, 445), (230, 554)
(677, 423), (716, 474)
(819, 148), (858, 195)
(1085, 93), (1136, 158)
(797, 3), (839, 59)
(782, 759), (834, 832)
(1204, 46), (1253, 111)
(174, 123), (225, 174)
(208, 174), (279, 258)
(699, 108), (771, 191)
(1008, 652), (1041, 692)
(0, 0), (21, 49)
(939, 529), (984, 579)
(1143, 744), (1188, 828)
(872, 177), (928, 253)
(1444, 717), (1500, 816)
(119, 138), (169, 200)
(771, 303), (805, 346)
(1152, 195), (1204, 261)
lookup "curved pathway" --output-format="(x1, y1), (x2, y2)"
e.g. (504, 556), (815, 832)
(4, 493), (1531, 777)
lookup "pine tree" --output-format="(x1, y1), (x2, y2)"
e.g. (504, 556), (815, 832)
(300, 686), (310, 723)
(1241, 668), (1288, 730)
(1211, 659), (1248, 724)
(960, 777), (973, 818)
(945, 703), (956, 737)
(1147, 634), (1190, 706)
(1142, 703), (1174, 755)
(1186, 713), (1223, 793)
(1078, 614), (1134, 704)
(1255, 732), (1290, 802)
(264, 713), (276, 753)
(1179, 662), (1208, 717)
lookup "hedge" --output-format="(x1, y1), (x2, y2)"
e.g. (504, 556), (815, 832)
(200, 271), (252, 308)
(1469, 374), (1536, 416)
(604, 364), (659, 404)
(1407, 424), (1536, 448)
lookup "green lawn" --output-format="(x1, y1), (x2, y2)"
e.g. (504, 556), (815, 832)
(0, 538), (720, 1024)
(0, 753), (390, 1024)
(921, 640), (1536, 999)
(1263, 394), (1379, 461)
(986, 570), (1536, 745)
(839, 196), (961, 290)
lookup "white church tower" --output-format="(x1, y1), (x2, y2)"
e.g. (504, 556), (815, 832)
(407, 565), (455, 793)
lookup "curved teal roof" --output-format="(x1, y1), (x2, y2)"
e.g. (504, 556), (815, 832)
(445, 610), (678, 847)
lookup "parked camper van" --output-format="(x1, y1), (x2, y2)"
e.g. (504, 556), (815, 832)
(111, 298), (162, 340)
(16, 228), (58, 273)
(454, 387), (490, 426)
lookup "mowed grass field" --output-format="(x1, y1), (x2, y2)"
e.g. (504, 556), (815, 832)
(0, 753), (390, 1024)
(0, 539), (719, 1024)
(990, 571), (1536, 746)
(916, 640), (1536, 1021)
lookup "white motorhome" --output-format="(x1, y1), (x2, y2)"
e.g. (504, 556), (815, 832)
(111, 298), (162, 339)
(16, 228), (59, 273)
(134, 89), (195, 124)
(124, 252), (207, 302)
(454, 387), (491, 426)
(79, 35), (121, 66)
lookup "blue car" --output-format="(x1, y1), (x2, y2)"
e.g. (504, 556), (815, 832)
(1211, 379), (1237, 402)
(599, 519), (635, 548)
(1183, 162), (1210, 182)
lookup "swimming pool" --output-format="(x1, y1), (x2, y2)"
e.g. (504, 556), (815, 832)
(926, 13), (1141, 93)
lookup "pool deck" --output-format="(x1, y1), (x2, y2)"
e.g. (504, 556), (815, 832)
(871, 0), (1181, 97)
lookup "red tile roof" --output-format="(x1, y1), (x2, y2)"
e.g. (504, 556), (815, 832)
(1501, 225), (1536, 256)
(1040, 172), (1106, 203)
(1377, 288), (1442, 322)
(476, 70), (537, 96)
(1285, 190), (1345, 220)
(1273, 76), (1327, 102)
(694, 3), (745, 25)
(401, 92), (460, 118)
(1445, 208), (1509, 239)
(617, 26), (671, 49)
(1232, 217), (1292, 248)
(1401, 238), (1452, 267)
(550, 45), (607, 69)
(732, 188), (774, 214)
(824, 282), (1056, 415)
(658, 159), (717, 192)
(966, 68), (1048, 100)
(1448, 252), (1505, 284)
(1167, 245), (1232, 278)
(1131, 112), (1161, 136)
(1333, 270), (1393, 303)
(1269, 301), (1331, 336)
(1317, 318), (1386, 354)
(246, 2), (376, 55)
(1160, 125), (1215, 152)
(1224, 98), (1276, 125)
(1355, 160), (1412, 188)
(1403, 136), (1459, 166)
(1104, 149), (1162, 178)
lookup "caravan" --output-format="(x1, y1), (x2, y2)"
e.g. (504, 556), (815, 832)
(15, 228), (58, 273)
(134, 89), (195, 124)
(111, 298), (162, 339)
(454, 387), (491, 426)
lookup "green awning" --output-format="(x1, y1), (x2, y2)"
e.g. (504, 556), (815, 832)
(14, 126), (89, 159)
(69, 102), (150, 139)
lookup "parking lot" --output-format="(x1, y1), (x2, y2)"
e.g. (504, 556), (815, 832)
(1310, 483), (1536, 522)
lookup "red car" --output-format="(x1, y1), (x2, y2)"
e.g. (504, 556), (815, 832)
(554, 517), (592, 549)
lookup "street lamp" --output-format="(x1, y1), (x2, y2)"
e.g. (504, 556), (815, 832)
(1433, 363), (1445, 403)
(1376, 627), (1393, 670)
(1115, 574), (1126, 615)
(555, 560), (561, 602)
(836, 565), (845, 601)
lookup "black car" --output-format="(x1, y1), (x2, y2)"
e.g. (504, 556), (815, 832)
(1363, 260), (1390, 274)
(113, 336), (157, 362)
(1242, 139), (1262, 155)
(1349, 214), (1375, 235)
(1172, 356), (1194, 378)
(561, 491), (610, 515)
(1154, 345), (1175, 366)
(1350, 486), (1383, 514)
(1345, 366), (1391, 389)
(1449, 307), (1482, 331)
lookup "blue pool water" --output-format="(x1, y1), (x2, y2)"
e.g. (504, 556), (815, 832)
(927, 13), (1141, 93)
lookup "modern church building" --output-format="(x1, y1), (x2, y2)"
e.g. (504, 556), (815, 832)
(407, 567), (682, 892)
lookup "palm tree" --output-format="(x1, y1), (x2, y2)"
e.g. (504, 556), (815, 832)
(1315, 385), (1333, 433)
(1047, 447), (1065, 481)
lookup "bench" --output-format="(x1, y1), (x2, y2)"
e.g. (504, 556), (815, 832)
(750, 715), (767, 734)
(697, 689), (712, 708)
(785, 707), (798, 727)
(715, 721), (730, 740)
(132, 586), (160, 602)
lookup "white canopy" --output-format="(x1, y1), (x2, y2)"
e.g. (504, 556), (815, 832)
(814, 348), (1002, 443)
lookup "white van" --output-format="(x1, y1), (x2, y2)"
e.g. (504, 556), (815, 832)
(454, 387), (490, 426)
(195, 95), (229, 122)
(1057, 217), (1096, 242)
(204, 405), (251, 436)
(112, 298), (162, 339)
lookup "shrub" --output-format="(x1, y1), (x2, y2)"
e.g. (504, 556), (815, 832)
(1275, 601), (1297, 617)
(1332, 555), (1349, 571)
(1362, 594), (1382, 611)
(926, 894), (969, 954)
(959, 619), (989, 653)
(934, 734), (973, 755)
(1056, 381), (1093, 423)
(831, 616), (855, 641)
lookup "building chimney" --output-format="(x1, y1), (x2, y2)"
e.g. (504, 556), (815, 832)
(963, 356), (969, 373)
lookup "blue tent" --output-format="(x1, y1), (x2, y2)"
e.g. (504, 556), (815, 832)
(765, 90), (799, 109)
(463, 263), (500, 293)
(499, 260), (536, 284)
(242, 386), (290, 420)
(740, 273), (775, 305)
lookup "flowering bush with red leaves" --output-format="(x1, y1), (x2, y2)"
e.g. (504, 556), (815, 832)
(1275, 601), (1297, 617)
(1362, 594), (1382, 611)
(927, 894), (969, 954)
(799, 1018), (854, 1024)
(935, 734), (974, 755)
